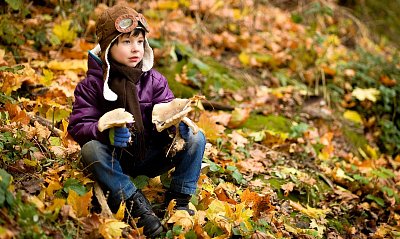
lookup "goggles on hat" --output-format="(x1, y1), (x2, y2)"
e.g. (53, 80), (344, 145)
(115, 13), (149, 33)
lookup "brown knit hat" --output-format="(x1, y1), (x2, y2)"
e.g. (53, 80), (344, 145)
(96, 4), (149, 55)
(96, 4), (149, 53)
(95, 4), (154, 101)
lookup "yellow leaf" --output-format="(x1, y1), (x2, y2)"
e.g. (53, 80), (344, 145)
(67, 189), (92, 217)
(238, 52), (250, 66)
(157, 1), (179, 10)
(233, 9), (242, 20)
(115, 202), (126, 220)
(310, 219), (326, 237)
(366, 145), (379, 159)
(351, 87), (380, 102)
(233, 203), (253, 230)
(46, 180), (62, 197)
(206, 199), (227, 221)
(52, 20), (77, 44)
(289, 201), (330, 219)
(40, 69), (54, 86)
(99, 219), (129, 239)
(28, 196), (45, 212)
(46, 198), (66, 213)
(249, 131), (265, 142)
(167, 210), (194, 232)
(335, 168), (354, 182)
(343, 110), (363, 124)
(47, 59), (87, 72)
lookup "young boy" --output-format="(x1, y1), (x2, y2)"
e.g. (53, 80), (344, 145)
(67, 4), (206, 237)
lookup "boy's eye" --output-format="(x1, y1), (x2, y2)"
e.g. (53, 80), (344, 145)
(122, 39), (130, 44)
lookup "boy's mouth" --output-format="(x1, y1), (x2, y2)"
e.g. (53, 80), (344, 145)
(129, 57), (139, 62)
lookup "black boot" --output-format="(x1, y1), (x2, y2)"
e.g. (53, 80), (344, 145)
(165, 190), (195, 216)
(126, 190), (163, 237)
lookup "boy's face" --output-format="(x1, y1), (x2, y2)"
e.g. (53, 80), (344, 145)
(110, 32), (144, 68)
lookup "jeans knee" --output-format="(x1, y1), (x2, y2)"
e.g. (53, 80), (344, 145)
(81, 140), (103, 163)
(186, 130), (206, 155)
(194, 131), (206, 148)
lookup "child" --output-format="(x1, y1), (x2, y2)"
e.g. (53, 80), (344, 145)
(67, 4), (206, 237)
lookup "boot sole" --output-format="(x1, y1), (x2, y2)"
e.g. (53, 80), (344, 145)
(147, 225), (163, 238)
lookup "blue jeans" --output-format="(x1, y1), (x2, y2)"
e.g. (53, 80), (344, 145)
(81, 123), (206, 211)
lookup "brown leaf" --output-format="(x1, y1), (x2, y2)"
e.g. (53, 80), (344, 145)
(228, 131), (248, 149)
(281, 182), (295, 196)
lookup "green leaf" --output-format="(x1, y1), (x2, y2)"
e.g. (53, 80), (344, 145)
(5, 0), (23, 10)
(184, 230), (197, 239)
(0, 65), (24, 73)
(353, 174), (369, 184)
(63, 178), (86, 196)
(0, 169), (14, 207)
(209, 162), (223, 173)
(191, 58), (210, 74)
(381, 186), (394, 197)
(49, 137), (61, 146)
(172, 225), (183, 235)
(291, 14), (303, 23)
(366, 194), (385, 207)
(289, 122), (309, 138)
(371, 167), (395, 179)
(132, 175), (149, 189)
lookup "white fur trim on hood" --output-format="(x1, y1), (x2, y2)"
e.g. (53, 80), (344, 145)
(90, 34), (154, 101)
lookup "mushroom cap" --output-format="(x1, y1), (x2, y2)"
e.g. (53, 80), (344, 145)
(98, 108), (135, 132)
(152, 98), (192, 132)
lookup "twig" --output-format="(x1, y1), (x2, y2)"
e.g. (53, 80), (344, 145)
(94, 182), (113, 218)
(201, 99), (234, 111)
(29, 115), (63, 136)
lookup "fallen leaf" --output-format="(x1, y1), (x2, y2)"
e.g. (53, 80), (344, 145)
(343, 110), (363, 124)
(52, 20), (78, 44)
(99, 219), (129, 239)
(228, 108), (251, 128)
(67, 189), (92, 217)
(351, 87), (380, 102)
(167, 210), (194, 232)
(281, 182), (295, 196)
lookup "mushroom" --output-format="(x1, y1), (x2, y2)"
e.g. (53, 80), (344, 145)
(152, 98), (201, 157)
(98, 108), (135, 132)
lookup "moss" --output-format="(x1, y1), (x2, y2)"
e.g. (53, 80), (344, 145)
(200, 56), (245, 93)
(242, 114), (292, 132)
(342, 125), (368, 151)
(157, 62), (197, 99)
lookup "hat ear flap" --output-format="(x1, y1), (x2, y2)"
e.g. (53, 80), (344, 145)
(142, 37), (154, 72)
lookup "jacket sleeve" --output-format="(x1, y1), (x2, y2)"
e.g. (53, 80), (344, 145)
(151, 71), (175, 104)
(67, 77), (109, 146)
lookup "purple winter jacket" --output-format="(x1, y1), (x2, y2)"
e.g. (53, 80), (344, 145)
(67, 52), (174, 146)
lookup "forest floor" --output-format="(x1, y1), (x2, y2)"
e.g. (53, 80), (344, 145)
(0, 1), (399, 238)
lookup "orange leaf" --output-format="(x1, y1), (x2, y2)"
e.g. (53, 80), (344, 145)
(67, 189), (92, 217)
(228, 108), (251, 128)
(196, 111), (225, 142)
(215, 186), (237, 205)
(380, 75), (396, 87)
(4, 103), (30, 125)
